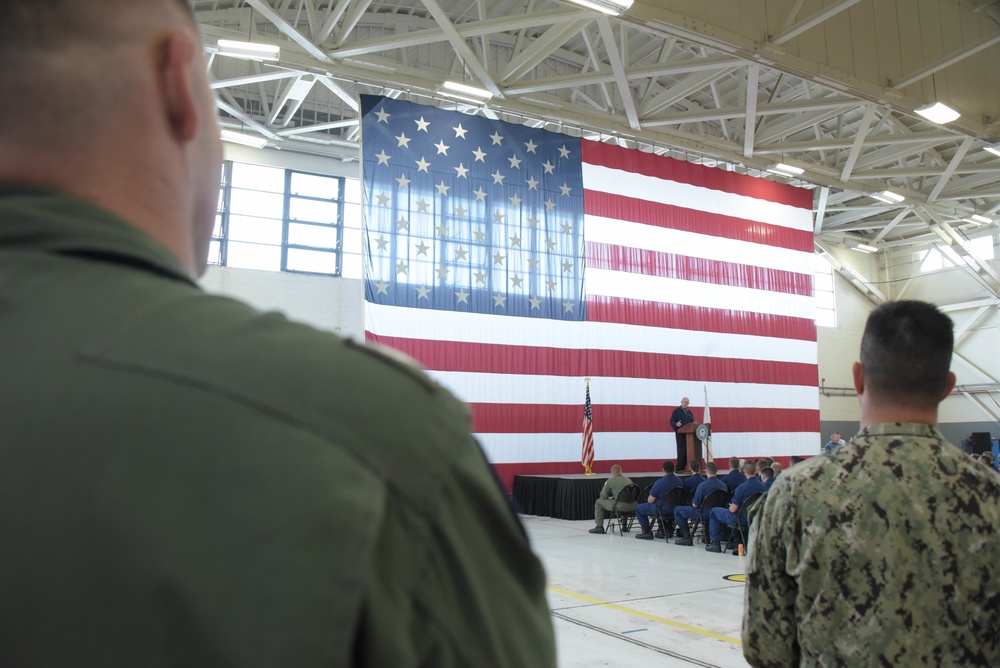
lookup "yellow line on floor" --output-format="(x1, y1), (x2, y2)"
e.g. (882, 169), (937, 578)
(548, 586), (742, 645)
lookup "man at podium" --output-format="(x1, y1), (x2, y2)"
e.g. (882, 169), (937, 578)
(671, 397), (696, 471)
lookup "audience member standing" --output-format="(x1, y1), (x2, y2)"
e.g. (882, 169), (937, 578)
(743, 301), (1000, 666)
(0, 2), (555, 665)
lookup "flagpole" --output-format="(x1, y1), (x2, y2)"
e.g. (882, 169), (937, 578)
(702, 383), (714, 463)
(582, 377), (595, 475)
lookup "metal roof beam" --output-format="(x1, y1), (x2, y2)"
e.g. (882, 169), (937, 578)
(638, 67), (738, 117)
(755, 106), (847, 144)
(500, 19), (593, 84)
(770, 0), (863, 45)
(927, 137), (974, 203)
(891, 33), (1000, 89)
(420, 0), (501, 96)
(328, 7), (585, 58)
(244, 0), (332, 62)
(597, 15), (640, 129)
(743, 63), (759, 158)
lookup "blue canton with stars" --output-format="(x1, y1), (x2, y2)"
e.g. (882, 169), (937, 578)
(361, 95), (585, 321)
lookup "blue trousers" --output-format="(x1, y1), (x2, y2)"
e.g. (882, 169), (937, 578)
(635, 502), (675, 532)
(708, 507), (746, 543)
(672, 505), (710, 537)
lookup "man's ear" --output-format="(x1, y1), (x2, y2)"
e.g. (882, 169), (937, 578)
(852, 361), (865, 395)
(160, 30), (200, 143)
(942, 371), (956, 400)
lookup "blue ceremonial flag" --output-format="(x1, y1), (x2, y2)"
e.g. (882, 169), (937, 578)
(360, 95), (585, 320)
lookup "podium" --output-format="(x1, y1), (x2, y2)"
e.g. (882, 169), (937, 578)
(678, 423), (702, 466)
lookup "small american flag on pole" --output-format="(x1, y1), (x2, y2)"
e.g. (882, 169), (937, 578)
(582, 378), (595, 475)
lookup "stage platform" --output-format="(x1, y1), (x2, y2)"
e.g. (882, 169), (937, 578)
(512, 472), (663, 521)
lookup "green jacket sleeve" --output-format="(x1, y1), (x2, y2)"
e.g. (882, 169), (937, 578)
(742, 479), (801, 667)
(353, 441), (556, 667)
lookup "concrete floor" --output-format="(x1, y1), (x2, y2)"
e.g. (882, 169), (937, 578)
(523, 516), (751, 668)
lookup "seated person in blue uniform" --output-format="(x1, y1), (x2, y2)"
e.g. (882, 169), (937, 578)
(824, 431), (847, 453)
(683, 460), (706, 498)
(705, 460), (767, 553)
(721, 455), (747, 494)
(673, 461), (728, 546)
(654, 460), (706, 538)
(634, 461), (682, 540)
(761, 466), (775, 489)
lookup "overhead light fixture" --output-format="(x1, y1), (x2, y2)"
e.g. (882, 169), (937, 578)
(221, 130), (268, 149)
(914, 101), (960, 124)
(985, 142), (1000, 157)
(561, 0), (633, 15)
(871, 190), (905, 204)
(854, 244), (878, 253)
(217, 39), (280, 62)
(964, 214), (992, 225)
(766, 162), (804, 177)
(437, 80), (493, 105)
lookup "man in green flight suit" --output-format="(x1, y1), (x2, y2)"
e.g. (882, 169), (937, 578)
(0, 1), (555, 666)
(590, 464), (636, 534)
(743, 300), (1000, 665)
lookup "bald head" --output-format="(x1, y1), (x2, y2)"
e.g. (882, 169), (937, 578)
(0, 0), (223, 277)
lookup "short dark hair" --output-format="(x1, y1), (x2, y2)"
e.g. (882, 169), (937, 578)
(662, 461), (675, 474)
(706, 461), (718, 475)
(760, 466), (774, 480)
(860, 300), (953, 407)
(743, 460), (757, 476)
(729, 456), (740, 468)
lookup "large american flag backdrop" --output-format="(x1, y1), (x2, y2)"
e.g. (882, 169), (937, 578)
(361, 95), (819, 488)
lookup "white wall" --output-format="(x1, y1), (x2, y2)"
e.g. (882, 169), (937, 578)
(200, 267), (365, 340)
(821, 242), (1000, 446)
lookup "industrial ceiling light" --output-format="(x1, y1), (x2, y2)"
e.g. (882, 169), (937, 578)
(854, 244), (878, 253)
(438, 80), (493, 105)
(217, 39), (280, 62)
(561, 0), (633, 16)
(985, 142), (1000, 157)
(221, 130), (268, 149)
(963, 214), (992, 225)
(871, 190), (905, 204)
(914, 101), (960, 124)
(765, 162), (804, 177)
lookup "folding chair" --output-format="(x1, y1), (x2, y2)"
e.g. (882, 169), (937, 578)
(605, 483), (641, 535)
(723, 491), (764, 554)
(653, 486), (685, 540)
(688, 488), (728, 544)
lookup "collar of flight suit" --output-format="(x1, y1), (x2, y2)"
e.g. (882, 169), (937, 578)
(0, 184), (197, 287)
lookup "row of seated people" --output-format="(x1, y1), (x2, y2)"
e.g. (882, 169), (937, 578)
(591, 457), (780, 552)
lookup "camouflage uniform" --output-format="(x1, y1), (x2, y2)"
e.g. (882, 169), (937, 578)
(743, 423), (1000, 666)
(594, 473), (636, 526)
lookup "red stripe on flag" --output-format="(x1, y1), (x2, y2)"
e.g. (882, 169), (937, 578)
(582, 140), (814, 210)
(587, 242), (814, 296)
(585, 297), (818, 341)
(469, 404), (819, 434)
(367, 335), (819, 386)
(584, 190), (814, 252)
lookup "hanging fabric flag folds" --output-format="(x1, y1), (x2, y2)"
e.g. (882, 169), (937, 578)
(360, 94), (819, 489)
